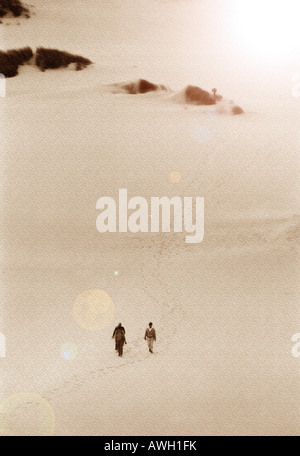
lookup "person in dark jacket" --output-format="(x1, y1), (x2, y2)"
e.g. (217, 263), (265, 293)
(144, 322), (156, 353)
(112, 323), (127, 357)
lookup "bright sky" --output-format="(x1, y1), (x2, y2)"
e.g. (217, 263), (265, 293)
(2, 0), (298, 98)
(228, 0), (300, 61)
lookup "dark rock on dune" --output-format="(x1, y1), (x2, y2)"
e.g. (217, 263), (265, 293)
(232, 105), (244, 115)
(35, 47), (92, 72)
(173, 85), (244, 113)
(110, 79), (168, 94)
(0, 46), (33, 77)
(184, 85), (217, 105)
(138, 79), (158, 93)
(0, 0), (29, 18)
(136, 79), (167, 94)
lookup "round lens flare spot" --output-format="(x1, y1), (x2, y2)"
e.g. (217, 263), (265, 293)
(169, 171), (181, 184)
(60, 342), (78, 360)
(113, 270), (119, 277)
(0, 393), (55, 436)
(191, 125), (211, 144)
(73, 289), (115, 331)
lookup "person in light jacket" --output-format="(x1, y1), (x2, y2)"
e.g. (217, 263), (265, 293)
(144, 322), (156, 353)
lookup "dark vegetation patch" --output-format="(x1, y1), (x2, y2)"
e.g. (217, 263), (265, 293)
(232, 105), (244, 115)
(0, 46), (33, 77)
(123, 79), (168, 94)
(35, 47), (92, 72)
(0, 0), (29, 18)
(0, 46), (92, 77)
(184, 85), (222, 105)
(109, 79), (168, 94)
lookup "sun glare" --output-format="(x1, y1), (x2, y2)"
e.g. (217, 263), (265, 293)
(233, 0), (300, 59)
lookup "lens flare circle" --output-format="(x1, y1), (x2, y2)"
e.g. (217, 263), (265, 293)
(60, 342), (78, 360)
(191, 124), (211, 144)
(169, 171), (181, 184)
(0, 393), (55, 436)
(73, 289), (115, 331)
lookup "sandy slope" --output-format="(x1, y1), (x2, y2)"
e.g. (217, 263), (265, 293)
(0, 0), (299, 436)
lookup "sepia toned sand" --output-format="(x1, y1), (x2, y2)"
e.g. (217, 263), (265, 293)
(0, 0), (299, 436)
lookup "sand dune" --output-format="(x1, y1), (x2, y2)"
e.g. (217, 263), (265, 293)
(0, 0), (298, 437)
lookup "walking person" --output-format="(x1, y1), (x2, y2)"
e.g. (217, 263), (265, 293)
(144, 322), (156, 353)
(112, 323), (127, 357)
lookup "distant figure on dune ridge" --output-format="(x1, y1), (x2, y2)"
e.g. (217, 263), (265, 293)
(144, 322), (156, 353)
(112, 323), (127, 357)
